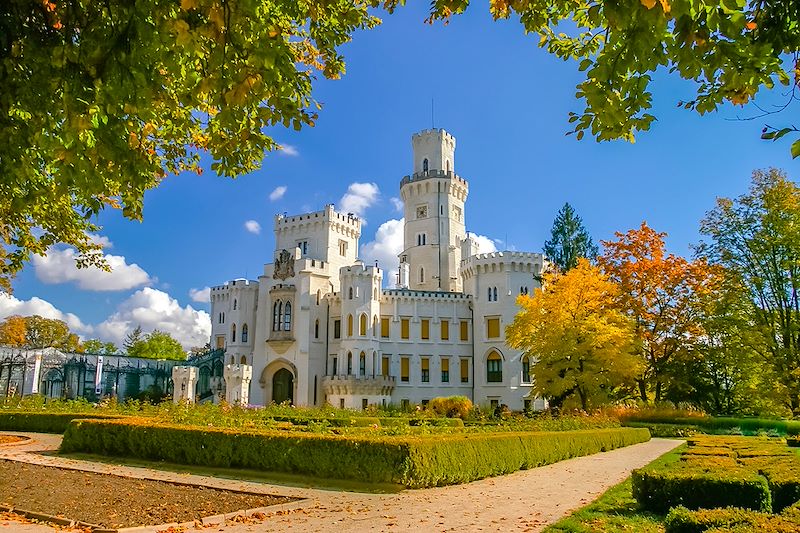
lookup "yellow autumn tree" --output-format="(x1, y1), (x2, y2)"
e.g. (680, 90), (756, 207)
(0, 315), (27, 347)
(506, 259), (641, 412)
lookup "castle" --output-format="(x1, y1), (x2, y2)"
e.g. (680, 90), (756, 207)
(209, 129), (547, 411)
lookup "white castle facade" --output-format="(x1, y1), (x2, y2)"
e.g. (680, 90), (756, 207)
(209, 129), (547, 411)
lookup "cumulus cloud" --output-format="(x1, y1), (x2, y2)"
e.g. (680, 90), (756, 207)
(339, 182), (380, 217)
(32, 247), (151, 292)
(96, 288), (211, 349)
(0, 293), (92, 335)
(189, 287), (211, 303)
(269, 185), (287, 202)
(87, 233), (113, 249)
(244, 220), (261, 235)
(279, 144), (299, 156)
(360, 218), (404, 287)
(390, 197), (404, 213)
(468, 233), (499, 254)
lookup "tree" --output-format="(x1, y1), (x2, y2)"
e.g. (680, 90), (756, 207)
(0, 315), (27, 347)
(599, 222), (715, 404)
(696, 168), (800, 414)
(0, 0), (380, 290)
(543, 202), (598, 273)
(123, 325), (144, 357)
(136, 330), (186, 361)
(83, 338), (118, 355)
(425, 1), (800, 155)
(506, 259), (641, 411)
(0, 314), (81, 350)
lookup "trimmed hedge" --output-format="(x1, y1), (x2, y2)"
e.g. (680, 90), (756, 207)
(0, 412), (124, 434)
(622, 416), (800, 436)
(665, 505), (800, 533)
(60, 418), (650, 487)
(632, 466), (772, 513)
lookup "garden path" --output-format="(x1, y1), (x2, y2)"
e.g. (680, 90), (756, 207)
(0, 432), (681, 532)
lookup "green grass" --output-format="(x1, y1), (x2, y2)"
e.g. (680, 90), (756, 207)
(544, 444), (686, 533)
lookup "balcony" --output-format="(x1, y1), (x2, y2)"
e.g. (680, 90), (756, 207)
(321, 374), (396, 396)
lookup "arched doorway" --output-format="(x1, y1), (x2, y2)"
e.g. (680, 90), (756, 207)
(272, 368), (294, 404)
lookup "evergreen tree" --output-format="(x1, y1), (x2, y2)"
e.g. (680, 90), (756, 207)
(123, 325), (144, 357)
(543, 203), (598, 273)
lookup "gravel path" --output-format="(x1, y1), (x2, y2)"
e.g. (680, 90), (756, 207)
(0, 431), (681, 532)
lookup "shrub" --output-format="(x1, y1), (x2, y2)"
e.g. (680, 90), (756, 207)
(427, 396), (473, 419)
(0, 412), (124, 434)
(665, 505), (800, 533)
(60, 418), (650, 487)
(632, 465), (772, 513)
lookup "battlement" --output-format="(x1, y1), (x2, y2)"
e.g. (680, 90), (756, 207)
(211, 279), (259, 292)
(274, 204), (361, 229)
(400, 170), (468, 188)
(382, 289), (471, 301)
(411, 128), (456, 145)
(461, 251), (545, 278)
(340, 262), (383, 280)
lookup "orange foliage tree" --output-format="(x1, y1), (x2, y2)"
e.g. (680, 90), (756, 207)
(599, 222), (716, 404)
(0, 315), (27, 347)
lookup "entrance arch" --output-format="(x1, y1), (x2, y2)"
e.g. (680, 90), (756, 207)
(272, 368), (294, 404)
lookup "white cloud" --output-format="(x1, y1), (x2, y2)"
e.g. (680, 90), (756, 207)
(0, 293), (92, 335)
(390, 197), (404, 213)
(269, 185), (288, 202)
(244, 220), (261, 235)
(469, 233), (499, 254)
(339, 182), (380, 217)
(87, 233), (113, 249)
(360, 218), (404, 287)
(279, 144), (299, 156)
(96, 288), (211, 349)
(189, 287), (211, 303)
(32, 247), (151, 292)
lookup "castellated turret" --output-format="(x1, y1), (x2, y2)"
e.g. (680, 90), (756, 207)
(399, 129), (468, 293)
(337, 262), (383, 377)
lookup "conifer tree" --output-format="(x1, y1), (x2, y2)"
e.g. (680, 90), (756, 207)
(543, 203), (598, 273)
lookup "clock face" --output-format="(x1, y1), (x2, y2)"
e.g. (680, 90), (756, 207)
(416, 205), (428, 219)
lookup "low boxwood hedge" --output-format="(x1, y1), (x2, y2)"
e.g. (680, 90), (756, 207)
(59, 418), (649, 487)
(0, 412), (124, 434)
(665, 504), (800, 533)
(623, 416), (800, 436)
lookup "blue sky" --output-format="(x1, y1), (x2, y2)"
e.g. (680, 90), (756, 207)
(3, 4), (796, 349)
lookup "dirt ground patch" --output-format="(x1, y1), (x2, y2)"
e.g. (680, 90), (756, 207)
(0, 435), (27, 445)
(0, 459), (297, 529)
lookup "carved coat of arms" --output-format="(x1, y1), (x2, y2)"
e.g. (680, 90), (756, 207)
(274, 249), (295, 280)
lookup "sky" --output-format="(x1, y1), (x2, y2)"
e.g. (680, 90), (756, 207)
(2, 4), (797, 350)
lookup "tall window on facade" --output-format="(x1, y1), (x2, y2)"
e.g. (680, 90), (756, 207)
(298, 240), (309, 256)
(401, 318), (410, 339)
(421, 357), (430, 383)
(334, 319), (341, 339)
(419, 267), (425, 283)
(233, 299), (237, 310)
(421, 319), (430, 340)
(283, 302), (292, 331)
(487, 317), (501, 339)
(272, 302), (282, 331)
(460, 358), (469, 383)
(400, 357), (409, 382)
(347, 352), (353, 375)
(382, 356), (390, 377)
(381, 317), (390, 338)
(347, 314), (354, 337)
(460, 320), (469, 341)
(441, 320), (449, 341)
(522, 355), (531, 383)
(331, 355), (338, 375)
(359, 352), (366, 376)
(241, 324), (248, 343)
(348, 287), (353, 300)
(441, 357), (450, 383)
(240, 355), (247, 364)
(422, 158), (429, 172)
(338, 240), (348, 256)
(493, 287), (498, 301)
(487, 351), (503, 382)
(314, 319), (320, 339)
(416, 233), (427, 246)
(359, 313), (368, 336)
(487, 287), (492, 301)
(231, 323), (236, 342)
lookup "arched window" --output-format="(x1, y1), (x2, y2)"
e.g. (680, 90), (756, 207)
(487, 351), (503, 383)
(283, 302), (292, 331)
(521, 355), (531, 383)
(420, 267), (425, 283)
(241, 323), (248, 343)
(359, 351), (366, 376)
(316, 290), (321, 305)
(233, 299), (237, 310)
(347, 352), (353, 375)
(487, 287), (492, 301)
(347, 314), (354, 337)
(373, 288), (378, 300)
(240, 355), (247, 365)
(231, 323), (236, 343)
(348, 287), (353, 300)
(423, 158), (429, 172)
(314, 319), (320, 339)
(493, 287), (498, 301)
(446, 160), (451, 173)
(373, 315), (378, 337)
(359, 313), (368, 336)
(272, 301), (282, 331)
